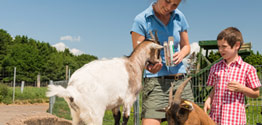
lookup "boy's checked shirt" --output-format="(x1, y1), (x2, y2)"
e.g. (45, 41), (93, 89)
(207, 56), (261, 125)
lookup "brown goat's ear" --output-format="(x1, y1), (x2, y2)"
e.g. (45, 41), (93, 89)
(181, 101), (194, 111)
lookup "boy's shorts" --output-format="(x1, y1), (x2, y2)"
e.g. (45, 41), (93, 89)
(141, 76), (194, 119)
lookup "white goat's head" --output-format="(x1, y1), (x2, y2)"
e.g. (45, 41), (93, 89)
(128, 30), (163, 65)
(146, 30), (162, 65)
(147, 41), (163, 65)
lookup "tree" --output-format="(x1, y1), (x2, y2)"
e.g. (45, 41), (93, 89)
(0, 28), (97, 84)
(0, 29), (13, 69)
(244, 51), (262, 66)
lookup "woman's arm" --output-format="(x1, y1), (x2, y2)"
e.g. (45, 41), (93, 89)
(173, 30), (191, 65)
(131, 32), (145, 49)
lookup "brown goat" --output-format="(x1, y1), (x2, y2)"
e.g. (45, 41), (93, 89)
(160, 77), (215, 125)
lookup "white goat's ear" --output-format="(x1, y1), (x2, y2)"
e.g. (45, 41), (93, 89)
(151, 43), (163, 50)
(181, 101), (194, 111)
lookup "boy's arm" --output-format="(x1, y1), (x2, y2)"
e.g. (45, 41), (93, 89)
(243, 87), (260, 98)
(204, 88), (215, 113)
(227, 81), (260, 98)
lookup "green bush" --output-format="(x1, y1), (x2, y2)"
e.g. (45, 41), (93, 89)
(0, 84), (8, 102)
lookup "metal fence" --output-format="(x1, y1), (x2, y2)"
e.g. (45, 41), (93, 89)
(191, 65), (262, 125)
(48, 80), (68, 114)
(49, 65), (262, 125)
(48, 80), (141, 125)
(0, 67), (62, 87)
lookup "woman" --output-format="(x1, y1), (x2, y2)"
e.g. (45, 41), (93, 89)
(130, 0), (194, 124)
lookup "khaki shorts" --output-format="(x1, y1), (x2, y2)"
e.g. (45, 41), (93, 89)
(141, 76), (194, 119)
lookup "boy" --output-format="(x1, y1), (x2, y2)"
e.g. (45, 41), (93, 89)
(204, 27), (261, 125)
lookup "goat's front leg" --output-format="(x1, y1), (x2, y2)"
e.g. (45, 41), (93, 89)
(122, 105), (131, 125)
(122, 114), (129, 125)
(112, 107), (121, 125)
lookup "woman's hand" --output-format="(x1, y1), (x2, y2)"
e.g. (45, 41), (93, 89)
(173, 52), (184, 65)
(172, 31), (190, 65)
(146, 63), (163, 74)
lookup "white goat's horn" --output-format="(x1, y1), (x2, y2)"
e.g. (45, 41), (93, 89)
(149, 30), (155, 41)
(154, 30), (159, 43)
(149, 30), (160, 44)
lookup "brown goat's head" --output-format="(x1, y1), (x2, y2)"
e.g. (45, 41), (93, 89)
(166, 100), (194, 125)
(158, 77), (194, 125)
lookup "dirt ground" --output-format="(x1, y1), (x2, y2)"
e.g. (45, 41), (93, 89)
(0, 103), (49, 125)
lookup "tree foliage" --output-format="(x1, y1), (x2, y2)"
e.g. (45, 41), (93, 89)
(206, 50), (262, 65)
(195, 49), (262, 71)
(0, 29), (97, 84)
(243, 51), (262, 66)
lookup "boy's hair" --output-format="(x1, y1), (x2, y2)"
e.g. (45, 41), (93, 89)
(217, 27), (243, 50)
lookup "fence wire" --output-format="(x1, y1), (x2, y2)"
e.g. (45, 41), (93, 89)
(191, 65), (262, 125)
(49, 65), (262, 125)
(48, 80), (141, 124)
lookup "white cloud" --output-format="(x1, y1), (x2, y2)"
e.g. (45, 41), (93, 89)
(70, 48), (84, 56)
(60, 35), (80, 42)
(52, 42), (66, 51)
(52, 42), (84, 56)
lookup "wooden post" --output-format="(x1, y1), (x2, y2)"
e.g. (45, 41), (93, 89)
(66, 65), (68, 80)
(37, 73), (41, 88)
(21, 81), (25, 93)
(196, 47), (202, 73)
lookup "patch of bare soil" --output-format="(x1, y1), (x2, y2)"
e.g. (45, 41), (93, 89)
(0, 103), (71, 125)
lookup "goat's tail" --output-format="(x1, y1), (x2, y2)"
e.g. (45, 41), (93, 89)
(46, 85), (71, 98)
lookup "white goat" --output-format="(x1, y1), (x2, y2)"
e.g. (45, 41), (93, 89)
(46, 40), (163, 125)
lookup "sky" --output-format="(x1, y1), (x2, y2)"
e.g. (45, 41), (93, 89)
(0, 0), (261, 59)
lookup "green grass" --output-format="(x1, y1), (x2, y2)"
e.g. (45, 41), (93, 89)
(246, 97), (262, 124)
(0, 84), (49, 104)
(53, 97), (71, 120)
(53, 97), (143, 125)
(52, 95), (261, 125)
(52, 95), (167, 125)
(1, 84), (260, 124)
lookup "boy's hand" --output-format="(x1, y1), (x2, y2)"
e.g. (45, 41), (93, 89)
(146, 63), (163, 74)
(227, 81), (245, 93)
(204, 97), (211, 113)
